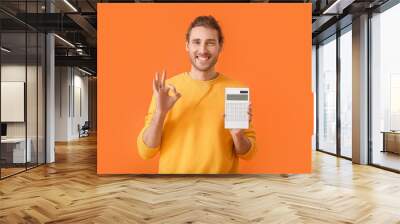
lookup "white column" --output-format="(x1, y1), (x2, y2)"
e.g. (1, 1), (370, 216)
(46, 33), (55, 163)
(45, 1), (55, 163)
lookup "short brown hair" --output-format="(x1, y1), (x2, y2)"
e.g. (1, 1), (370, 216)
(186, 15), (224, 47)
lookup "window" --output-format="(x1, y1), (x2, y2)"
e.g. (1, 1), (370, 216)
(371, 2), (400, 171)
(317, 35), (337, 154)
(339, 27), (352, 158)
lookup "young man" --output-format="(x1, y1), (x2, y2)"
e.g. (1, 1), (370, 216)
(137, 15), (256, 174)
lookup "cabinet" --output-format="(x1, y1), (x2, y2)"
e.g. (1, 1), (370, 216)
(382, 131), (400, 154)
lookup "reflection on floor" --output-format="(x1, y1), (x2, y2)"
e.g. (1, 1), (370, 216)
(0, 167), (25, 178)
(373, 150), (400, 171)
(0, 162), (42, 179)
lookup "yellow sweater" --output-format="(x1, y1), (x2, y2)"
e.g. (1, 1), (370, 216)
(137, 72), (256, 174)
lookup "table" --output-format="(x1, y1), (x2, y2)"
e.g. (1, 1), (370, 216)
(1, 138), (32, 164)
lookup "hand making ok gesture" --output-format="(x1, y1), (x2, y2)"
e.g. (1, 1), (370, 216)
(153, 70), (181, 115)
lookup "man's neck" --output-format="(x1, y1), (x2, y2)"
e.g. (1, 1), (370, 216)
(189, 68), (218, 81)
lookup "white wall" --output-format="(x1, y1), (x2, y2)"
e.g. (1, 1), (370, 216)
(55, 67), (70, 141)
(55, 67), (89, 141)
(72, 73), (89, 138)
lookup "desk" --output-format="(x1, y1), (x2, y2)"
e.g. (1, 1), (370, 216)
(1, 138), (31, 163)
(381, 131), (400, 154)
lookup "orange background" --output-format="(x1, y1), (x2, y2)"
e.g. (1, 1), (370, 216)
(97, 3), (313, 174)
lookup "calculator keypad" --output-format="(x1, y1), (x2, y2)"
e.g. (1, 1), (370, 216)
(226, 103), (248, 121)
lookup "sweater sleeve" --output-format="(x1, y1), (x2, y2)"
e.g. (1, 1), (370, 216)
(137, 95), (160, 160)
(237, 122), (256, 160)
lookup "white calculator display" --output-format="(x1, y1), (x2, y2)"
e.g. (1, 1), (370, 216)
(225, 88), (249, 129)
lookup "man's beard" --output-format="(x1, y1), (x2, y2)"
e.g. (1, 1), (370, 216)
(190, 55), (219, 72)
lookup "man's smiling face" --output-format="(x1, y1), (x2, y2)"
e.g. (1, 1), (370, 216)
(186, 26), (222, 72)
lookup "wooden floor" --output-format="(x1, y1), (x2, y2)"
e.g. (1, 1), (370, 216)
(1, 167), (26, 178)
(1, 135), (400, 223)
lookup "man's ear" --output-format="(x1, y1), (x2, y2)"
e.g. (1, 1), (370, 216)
(185, 41), (189, 51)
(217, 44), (223, 54)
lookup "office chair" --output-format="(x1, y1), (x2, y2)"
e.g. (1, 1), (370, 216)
(79, 121), (90, 138)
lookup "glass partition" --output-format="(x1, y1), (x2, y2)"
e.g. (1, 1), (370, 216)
(1, 31), (28, 177)
(0, 1), (46, 179)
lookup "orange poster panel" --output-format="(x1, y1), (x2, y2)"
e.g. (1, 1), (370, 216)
(98, 3), (313, 174)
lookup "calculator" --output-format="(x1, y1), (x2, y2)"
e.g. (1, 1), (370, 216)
(224, 88), (250, 129)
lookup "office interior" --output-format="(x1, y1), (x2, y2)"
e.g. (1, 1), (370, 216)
(0, 0), (97, 179)
(313, 0), (400, 172)
(0, 0), (400, 222)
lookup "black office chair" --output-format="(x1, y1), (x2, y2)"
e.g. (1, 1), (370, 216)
(79, 121), (90, 138)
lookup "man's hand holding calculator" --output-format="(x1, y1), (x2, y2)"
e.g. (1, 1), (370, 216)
(228, 102), (252, 136)
(224, 88), (253, 155)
